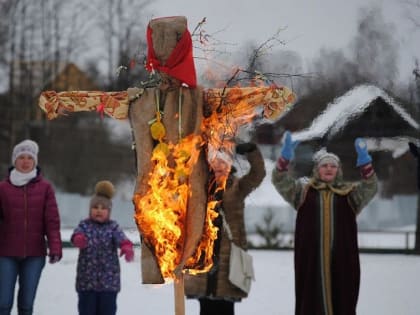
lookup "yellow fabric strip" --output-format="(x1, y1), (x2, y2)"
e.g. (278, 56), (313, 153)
(321, 190), (334, 315)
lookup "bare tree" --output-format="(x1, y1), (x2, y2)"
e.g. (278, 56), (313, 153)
(350, 4), (399, 90)
(402, 0), (420, 28)
(89, 0), (153, 89)
(402, 0), (420, 254)
(305, 48), (365, 95)
(0, 0), (102, 175)
(297, 5), (401, 111)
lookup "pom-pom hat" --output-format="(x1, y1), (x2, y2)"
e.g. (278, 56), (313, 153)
(90, 180), (115, 210)
(12, 139), (39, 165)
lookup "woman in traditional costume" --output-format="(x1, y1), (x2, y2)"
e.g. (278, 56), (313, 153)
(271, 131), (377, 315)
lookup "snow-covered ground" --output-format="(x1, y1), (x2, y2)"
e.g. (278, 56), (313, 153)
(48, 149), (419, 314)
(14, 248), (420, 315)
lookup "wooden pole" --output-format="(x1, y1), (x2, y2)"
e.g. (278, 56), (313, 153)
(174, 273), (185, 315)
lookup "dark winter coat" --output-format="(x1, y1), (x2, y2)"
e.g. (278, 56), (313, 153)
(0, 168), (62, 258)
(72, 219), (130, 292)
(272, 163), (377, 315)
(184, 148), (266, 300)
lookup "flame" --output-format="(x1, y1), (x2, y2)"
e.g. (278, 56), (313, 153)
(133, 134), (218, 279)
(184, 199), (219, 274)
(203, 86), (294, 181)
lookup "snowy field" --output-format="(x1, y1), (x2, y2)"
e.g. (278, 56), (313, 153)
(13, 248), (420, 315)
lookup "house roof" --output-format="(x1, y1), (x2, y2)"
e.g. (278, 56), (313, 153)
(43, 63), (99, 92)
(11, 61), (99, 96)
(293, 84), (419, 142)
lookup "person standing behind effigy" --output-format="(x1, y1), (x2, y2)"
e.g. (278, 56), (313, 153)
(271, 131), (378, 315)
(185, 142), (266, 315)
(71, 180), (134, 315)
(0, 139), (62, 315)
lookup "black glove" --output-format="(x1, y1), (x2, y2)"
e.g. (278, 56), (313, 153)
(236, 142), (257, 155)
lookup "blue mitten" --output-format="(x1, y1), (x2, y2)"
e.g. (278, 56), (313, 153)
(280, 131), (299, 161)
(355, 138), (372, 167)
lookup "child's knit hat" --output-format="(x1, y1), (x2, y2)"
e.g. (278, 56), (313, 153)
(89, 180), (115, 210)
(12, 139), (39, 165)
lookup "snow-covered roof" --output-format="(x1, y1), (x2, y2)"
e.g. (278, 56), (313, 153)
(365, 137), (412, 158)
(293, 84), (419, 142)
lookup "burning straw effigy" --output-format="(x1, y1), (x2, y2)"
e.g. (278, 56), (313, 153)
(38, 16), (295, 315)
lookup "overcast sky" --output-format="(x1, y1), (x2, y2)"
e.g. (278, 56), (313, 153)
(150, 0), (420, 83)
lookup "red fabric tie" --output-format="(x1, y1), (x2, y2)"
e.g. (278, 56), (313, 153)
(146, 25), (197, 88)
(96, 103), (105, 119)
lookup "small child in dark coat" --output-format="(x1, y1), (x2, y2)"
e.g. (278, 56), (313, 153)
(71, 180), (134, 315)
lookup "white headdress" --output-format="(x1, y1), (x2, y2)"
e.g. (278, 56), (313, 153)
(313, 148), (340, 167)
(12, 139), (39, 165)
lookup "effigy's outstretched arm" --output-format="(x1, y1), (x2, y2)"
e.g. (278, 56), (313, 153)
(203, 85), (296, 175)
(38, 90), (129, 120)
(205, 86), (295, 121)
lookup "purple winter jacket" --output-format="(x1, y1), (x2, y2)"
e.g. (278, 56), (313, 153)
(72, 219), (130, 292)
(0, 168), (62, 258)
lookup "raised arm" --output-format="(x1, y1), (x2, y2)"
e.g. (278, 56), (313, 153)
(271, 131), (304, 209)
(236, 142), (266, 196)
(349, 138), (378, 214)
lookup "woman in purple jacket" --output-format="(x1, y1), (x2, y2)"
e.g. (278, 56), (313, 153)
(0, 139), (62, 315)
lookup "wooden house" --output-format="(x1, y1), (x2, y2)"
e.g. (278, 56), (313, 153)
(0, 62), (101, 175)
(257, 84), (419, 195)
(42, 62), (99, 92)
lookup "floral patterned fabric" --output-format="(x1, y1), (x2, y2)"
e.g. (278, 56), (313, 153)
(39, 90), (129, 120)
(205, 86), (295, 121)
(38, 86), (295, 122)
(72, 219), (130, 292)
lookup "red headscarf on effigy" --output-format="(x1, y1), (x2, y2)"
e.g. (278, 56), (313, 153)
(146, 24), (197, 88)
